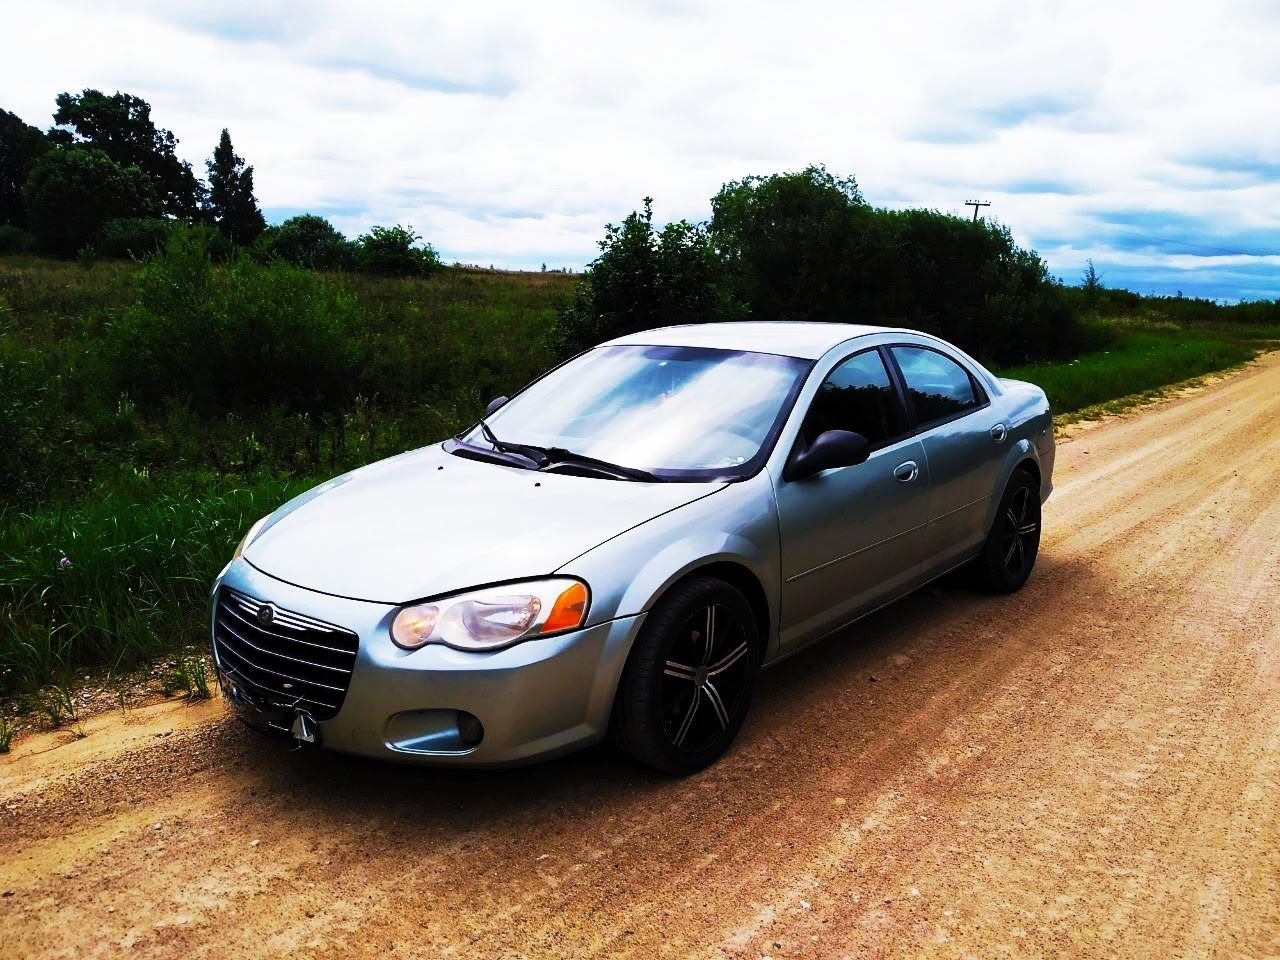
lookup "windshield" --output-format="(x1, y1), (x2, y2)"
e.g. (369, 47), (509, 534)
(457, 344), (811, 480)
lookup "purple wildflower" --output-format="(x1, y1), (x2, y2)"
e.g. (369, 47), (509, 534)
(58, 557), (71, 569)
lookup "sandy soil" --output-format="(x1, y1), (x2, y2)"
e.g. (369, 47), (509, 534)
(3, 354), (1279, 960)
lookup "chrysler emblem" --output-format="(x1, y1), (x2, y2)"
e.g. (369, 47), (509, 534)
(256, 604), (275, 626)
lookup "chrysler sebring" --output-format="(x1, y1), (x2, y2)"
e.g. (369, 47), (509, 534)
(211, 322), (1053, 773)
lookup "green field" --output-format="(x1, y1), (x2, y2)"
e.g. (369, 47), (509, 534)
(0, 251), (1274, 710)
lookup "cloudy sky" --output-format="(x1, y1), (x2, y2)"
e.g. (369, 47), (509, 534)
(4, 0), (1279, 299)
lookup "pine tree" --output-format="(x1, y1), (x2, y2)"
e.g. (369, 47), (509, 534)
(206, 129), (265, 244)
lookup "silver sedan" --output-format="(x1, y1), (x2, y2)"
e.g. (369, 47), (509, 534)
(211, 322), (1054, 773)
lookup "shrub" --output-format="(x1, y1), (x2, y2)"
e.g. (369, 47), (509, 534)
(0, 224), (35, 253)
(355, 224), (441, 277)
(257, 214), (354, 270)
(113, 230), (367, 413)
(96, 217), (174, 259)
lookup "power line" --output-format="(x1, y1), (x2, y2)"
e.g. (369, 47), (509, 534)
(964, 200), (991, 222)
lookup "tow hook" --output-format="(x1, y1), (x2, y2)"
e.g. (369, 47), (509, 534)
(291, 710), (319, 744)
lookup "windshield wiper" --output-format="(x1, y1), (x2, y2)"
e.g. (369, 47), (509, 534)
(475, 418), (550, 469)
(473, 421), (661, 481)
(541, 447), (664, 483)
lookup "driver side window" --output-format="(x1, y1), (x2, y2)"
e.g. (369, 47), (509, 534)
(800, 348), (903, 448)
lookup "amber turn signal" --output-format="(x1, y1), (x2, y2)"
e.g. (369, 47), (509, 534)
(543, 581), (589, 633)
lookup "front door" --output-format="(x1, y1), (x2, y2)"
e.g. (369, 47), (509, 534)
(774, 348), (931, 649)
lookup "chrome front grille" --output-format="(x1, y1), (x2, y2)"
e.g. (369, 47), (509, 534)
(213, 586), (359, 720)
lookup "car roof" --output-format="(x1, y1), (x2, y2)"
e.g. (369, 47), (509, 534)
(603, 321), (899, 360)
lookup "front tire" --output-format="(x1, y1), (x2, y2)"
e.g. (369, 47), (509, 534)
(974, 469), (1042, 593)
(611, 576), (759, 774)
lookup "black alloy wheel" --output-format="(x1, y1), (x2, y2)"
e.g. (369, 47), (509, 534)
(974, 469), (1042, 593)
(999, 484), (1039, 578)
(612, 576), (759, 774)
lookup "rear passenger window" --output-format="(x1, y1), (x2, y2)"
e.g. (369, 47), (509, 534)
(800, 349), (902, 448)
(890, 346), (982, 425)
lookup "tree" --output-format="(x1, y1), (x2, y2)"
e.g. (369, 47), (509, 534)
(52, 89), (201, 219)
(710, 165), (880, 321)
(206, 129), (265, 244)
(551, 198), (738, 358)
(22, 147), (159, 256)
(0, 109), (48, 226)
(1081, 258), (1103, 307)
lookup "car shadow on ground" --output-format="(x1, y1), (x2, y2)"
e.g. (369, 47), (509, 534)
(219, 553), (1097, 843)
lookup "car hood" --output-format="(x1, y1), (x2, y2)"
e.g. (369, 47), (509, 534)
(243, 444), (724, 603)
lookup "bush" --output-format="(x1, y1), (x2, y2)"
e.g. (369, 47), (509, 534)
(95, 217), (174, 259)
(113, 230), (367, 414)
(355, 224), (441, 277)
(0, 224), (35, 253)
(256, 214), (354, 270)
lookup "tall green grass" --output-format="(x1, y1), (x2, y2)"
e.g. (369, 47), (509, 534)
(0, 471), (318, 694)
(994, 322), (1274, 415)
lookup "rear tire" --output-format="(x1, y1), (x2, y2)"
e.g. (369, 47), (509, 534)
(973, 469), (1041, 593)
(611, 576), (759, 775)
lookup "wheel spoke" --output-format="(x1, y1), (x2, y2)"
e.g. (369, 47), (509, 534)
(702, 681), (730, 729)
(1003, 538), (1019, 566)
(702, 605), (716, 665)
(1007, 536), (1025, 574)
(1017, 522), (1038, 536)
(673, 688), (701, 746)
(663, 660), (697, 680)
(708, 641), (748, 677)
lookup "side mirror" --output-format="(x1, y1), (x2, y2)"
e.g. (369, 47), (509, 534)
(785, 430), (870, 481)
(485, 396), (509, 417)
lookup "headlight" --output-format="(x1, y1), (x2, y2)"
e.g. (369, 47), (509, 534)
(231, 515), (269, 561)
(391, 578), (590, 652)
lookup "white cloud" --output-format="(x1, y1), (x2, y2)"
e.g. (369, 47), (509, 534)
(2, 0), (1278, 295)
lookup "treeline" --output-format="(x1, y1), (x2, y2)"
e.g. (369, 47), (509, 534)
(0, 90), (439, 276)
(558, 168), (1072, 366)
(553, 167), (1279, 366)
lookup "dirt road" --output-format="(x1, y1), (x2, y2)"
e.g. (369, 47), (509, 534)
(4, 355), (1279, 960)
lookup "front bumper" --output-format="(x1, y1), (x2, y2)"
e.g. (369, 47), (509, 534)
(212, 560), (644, 766)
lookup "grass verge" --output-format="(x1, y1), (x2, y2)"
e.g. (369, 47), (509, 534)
(995, 321), (1279, 419)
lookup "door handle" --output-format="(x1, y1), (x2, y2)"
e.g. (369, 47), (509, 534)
(990, 423), (1008, 442)
(893, 460), (919, 483)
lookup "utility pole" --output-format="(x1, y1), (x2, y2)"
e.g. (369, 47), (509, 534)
(965, 200), (991, 222)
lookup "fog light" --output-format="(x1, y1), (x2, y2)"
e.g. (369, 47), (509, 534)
(456, 710), (484, 748)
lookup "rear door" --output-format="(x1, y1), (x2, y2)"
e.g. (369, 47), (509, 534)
(774, 347), (931, 649)
(887, 345), (1006, 570)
